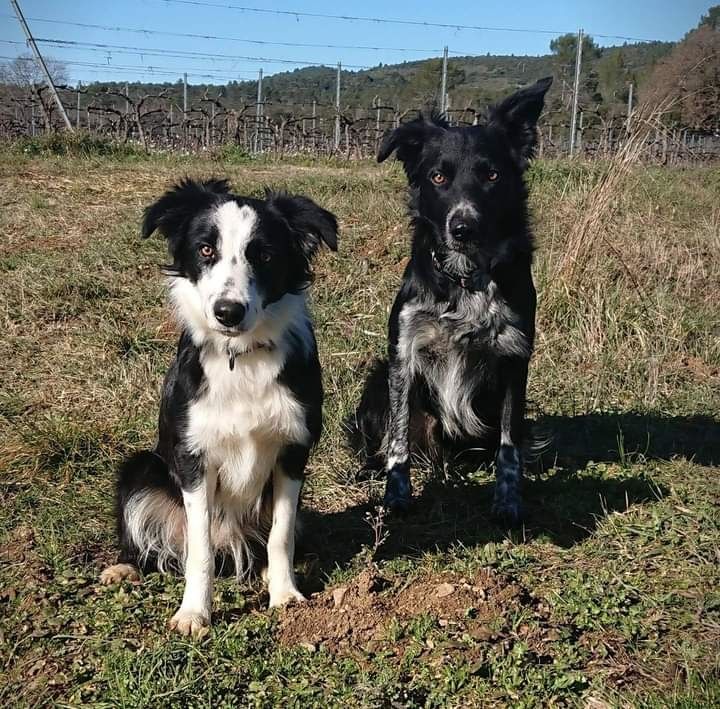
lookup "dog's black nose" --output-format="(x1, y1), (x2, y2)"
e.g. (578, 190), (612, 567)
(450, 222), (470, 241)
(213, 299), (246, 327)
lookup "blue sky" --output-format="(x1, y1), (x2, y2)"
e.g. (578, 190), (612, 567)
(1, 0), (713, 84)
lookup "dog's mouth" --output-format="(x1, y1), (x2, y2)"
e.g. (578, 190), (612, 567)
(446, 239), (473, 254)
(212, 325), (248, 336)
(444, 240), (490, 267)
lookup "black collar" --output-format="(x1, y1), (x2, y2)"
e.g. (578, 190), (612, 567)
(430, 250), (491, 292)
(226, 340), (275, 371)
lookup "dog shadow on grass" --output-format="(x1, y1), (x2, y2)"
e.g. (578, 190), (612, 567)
(299, 410), (720, 589)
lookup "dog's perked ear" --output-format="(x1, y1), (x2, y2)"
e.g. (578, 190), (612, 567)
(267, 192), (339, 258)
(489, 77), (553, 168)
(377, 115), (446, 176)
(141, 178), (231, 242)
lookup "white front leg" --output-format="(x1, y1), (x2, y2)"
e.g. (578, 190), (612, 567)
(267, 469), (305, 608)
(169, 475), (215, 636)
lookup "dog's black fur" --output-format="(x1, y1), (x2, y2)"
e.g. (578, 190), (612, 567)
(349, 77), (552, 523)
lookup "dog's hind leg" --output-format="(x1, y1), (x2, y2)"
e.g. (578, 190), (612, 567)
(492, 360), (529, 525)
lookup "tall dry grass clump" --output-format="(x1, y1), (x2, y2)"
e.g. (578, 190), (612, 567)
(531, 94), (719, 414)
(549, 96), (676, 299)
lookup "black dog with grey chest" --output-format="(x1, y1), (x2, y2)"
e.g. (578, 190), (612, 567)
(349, 77), (552, 523)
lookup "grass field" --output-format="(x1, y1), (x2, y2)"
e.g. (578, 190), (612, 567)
(1, 143), (719, 707)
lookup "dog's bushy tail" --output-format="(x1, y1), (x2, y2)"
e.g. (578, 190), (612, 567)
(116, 451), (186, 573)
(523, 420), (554, 470)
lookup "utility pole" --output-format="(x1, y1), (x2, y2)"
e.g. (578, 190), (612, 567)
(76, 81), (81, 130)
(311, 99), (316, 150)
(578, 110), (584, 153)
(10, 0), (73, 131)
(440, 46), (448, 115)
(334, 62), (341, 150)
(183, 73), (188, 117)
(374, 95), (381, 145)
(626, 82), (634, 133)
(255, 67), (263, 153)
(569, 28), (583, 157)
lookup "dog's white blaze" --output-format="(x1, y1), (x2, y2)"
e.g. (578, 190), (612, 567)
(213, 202), (256, 296)
(267, 469), (304, 607)
(204, 201), (259, 325)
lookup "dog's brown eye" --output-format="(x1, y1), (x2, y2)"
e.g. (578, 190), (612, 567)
(260, 252), (272, 264)
(487, 170), (499, 182)
(199, 244), (214, 258)
(431, 171), (447, 186)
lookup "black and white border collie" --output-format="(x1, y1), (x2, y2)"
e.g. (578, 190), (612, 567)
(100, 178), (338, 636)
(350, 78), (552, 523)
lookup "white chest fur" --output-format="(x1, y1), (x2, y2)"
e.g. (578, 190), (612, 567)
(186, 345), (309, 504)
(398, 286), (530, 438)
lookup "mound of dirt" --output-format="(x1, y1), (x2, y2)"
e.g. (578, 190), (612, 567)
(278, 566), (522, 654)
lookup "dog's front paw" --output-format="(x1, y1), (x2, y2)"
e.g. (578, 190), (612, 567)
(269, 584), (306, 608)
(169, 609), (210, 638)
(383, 466), (412, 513)
(99, 563), (140, 585)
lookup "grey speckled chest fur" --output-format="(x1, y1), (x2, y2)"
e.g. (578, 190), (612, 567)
(397, 282), (530, 438)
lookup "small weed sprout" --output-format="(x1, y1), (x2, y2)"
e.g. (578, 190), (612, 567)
(363, 505), (389, 561)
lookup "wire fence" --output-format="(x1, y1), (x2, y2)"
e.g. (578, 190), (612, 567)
(1, 80), (718, 165)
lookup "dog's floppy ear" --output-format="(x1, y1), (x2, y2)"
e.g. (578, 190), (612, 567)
(141, 178), (231, 241)
(489, 77), (553, 167)
(377, 115), (446, 174)
(267, 192), (338, 258)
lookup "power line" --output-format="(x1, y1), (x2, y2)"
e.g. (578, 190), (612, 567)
(153, 0), (664, 42)
(32, 37), (370, 69)
(1, 55), (257, 82)
(0, 15), (434, 57)
(2, 38), (257, 74)
(0, 10), (667, 50)
(0, 32), (478, 65)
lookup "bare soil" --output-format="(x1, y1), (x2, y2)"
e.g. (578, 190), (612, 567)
(279, 566), (523, 654)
